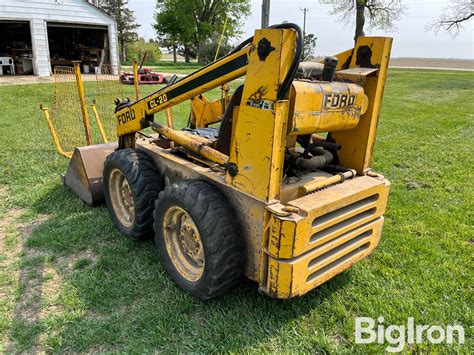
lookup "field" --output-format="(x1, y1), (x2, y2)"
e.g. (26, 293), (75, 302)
(390, 58), (474, 70)
(0, 69), (472, 352)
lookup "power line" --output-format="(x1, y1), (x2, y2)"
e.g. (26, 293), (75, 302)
(300, 7), (308, 57)
(300, 7), (309, 36)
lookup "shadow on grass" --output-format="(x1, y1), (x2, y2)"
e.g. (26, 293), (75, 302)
(9, 184), (352, 352)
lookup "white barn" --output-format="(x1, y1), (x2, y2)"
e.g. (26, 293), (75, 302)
(0, 0), (119, 76)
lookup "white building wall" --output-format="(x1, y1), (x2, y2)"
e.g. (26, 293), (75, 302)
(0, 0), (119, 76)
(31, 18), (48, 76)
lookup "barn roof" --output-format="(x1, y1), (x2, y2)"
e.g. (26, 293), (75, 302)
(82, 0), (115, 21)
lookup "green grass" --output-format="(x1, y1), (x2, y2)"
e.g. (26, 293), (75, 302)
(0, 69), (472, 352)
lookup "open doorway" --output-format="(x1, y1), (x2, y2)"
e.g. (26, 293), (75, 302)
(0, 21), (34, 75)
(47, 23), (110, 74)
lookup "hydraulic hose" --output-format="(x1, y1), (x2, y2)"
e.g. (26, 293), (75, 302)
(231, 23), (303, 100)
(303, 141), (340, 158)
(271, 23), (303, 99)
(296, 146), (333, 171)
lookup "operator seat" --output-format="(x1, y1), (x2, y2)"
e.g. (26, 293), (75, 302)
(182, 85), (243, 155)
(214, 85), (244, 155)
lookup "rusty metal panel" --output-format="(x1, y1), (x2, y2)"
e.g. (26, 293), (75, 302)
(289, 81), (366, 136)
(262, 175), (390, 298)
(227, 28), (295, 202)
(189, 95), (227, 128)
(137, 140), (267, 281)
(267, 175), (389, 259)
(266, 217), (384, 298)
(331, 37), (393, 174)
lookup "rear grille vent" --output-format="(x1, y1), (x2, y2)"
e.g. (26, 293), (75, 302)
(305, 193), (382, 284)
(307, 241), (370, 282)
(311, 208), (376, 243)
(312, 194), (379, 229)
(308, 230), (372, 269)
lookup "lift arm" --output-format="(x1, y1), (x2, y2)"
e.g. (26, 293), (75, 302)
(115, 46), (251, 137)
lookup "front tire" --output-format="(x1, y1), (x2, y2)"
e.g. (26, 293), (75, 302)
(103, 149), (163, 240)
(154, 180), (243, 299)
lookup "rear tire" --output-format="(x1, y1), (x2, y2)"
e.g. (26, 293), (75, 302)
(154, 180), (243, 299)
(103, 149), (163, 240)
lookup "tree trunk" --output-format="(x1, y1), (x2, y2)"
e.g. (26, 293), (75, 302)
(172, 44), (177, 63)
(121, 38), (126, 62)
(196, 43), (201, 64)
(355, 0), (366, 42)
(184, 47), (190, 63)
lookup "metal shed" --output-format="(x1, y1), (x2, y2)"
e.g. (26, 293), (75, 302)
(0, 0), (119, 76)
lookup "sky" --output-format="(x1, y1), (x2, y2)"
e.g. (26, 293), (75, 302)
(128, 0), (473, 59)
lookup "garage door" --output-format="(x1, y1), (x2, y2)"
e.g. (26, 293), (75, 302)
(0, 21), (34, 75)
(47, 22), (109, 73)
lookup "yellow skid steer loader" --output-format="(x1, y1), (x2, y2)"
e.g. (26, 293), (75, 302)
(63, 23), (392, 299)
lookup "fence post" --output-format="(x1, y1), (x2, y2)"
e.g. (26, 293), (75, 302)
(73, 61), (92, 145)
(133, 60), (140, 100)
(40, 104), (71, 158)
(91, 100), (108, 143)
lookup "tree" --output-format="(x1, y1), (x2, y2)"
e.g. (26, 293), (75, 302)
(430, 0), (473, 36)
(197, 32), (234, 64)
(153, 0), (192, 63)
(98, 0), (140, 61)
(303, 33), (317, 61)
(321, 0), (405, 42)
(126, 38), (162, 63)
(154, 0), (250, 63)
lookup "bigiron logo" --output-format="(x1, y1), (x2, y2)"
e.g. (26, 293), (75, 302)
(355, 317), (465, 352)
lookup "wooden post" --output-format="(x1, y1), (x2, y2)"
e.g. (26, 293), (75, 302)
(133, 60), (140, 101)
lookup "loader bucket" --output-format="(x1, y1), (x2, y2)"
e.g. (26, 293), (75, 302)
(62, 143), (118, 206)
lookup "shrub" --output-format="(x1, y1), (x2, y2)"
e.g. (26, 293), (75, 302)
(126, 39), (161, 63)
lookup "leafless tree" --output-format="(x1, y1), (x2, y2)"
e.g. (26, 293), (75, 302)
(429, 0), (473, 36)
(322, 0), (406, 42)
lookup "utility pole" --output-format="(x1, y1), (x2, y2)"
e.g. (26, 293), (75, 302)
(262, 0), (270, 28)
(299, 7), (308, 58)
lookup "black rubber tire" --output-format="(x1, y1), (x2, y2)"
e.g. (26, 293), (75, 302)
(103, 148), (163, 241)
(154, 180), (243, 300)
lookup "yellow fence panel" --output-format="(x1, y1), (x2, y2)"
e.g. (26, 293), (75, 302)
(41, 63), (132, 157)
(93, 65), (123, 141)
(43, 66), (91, 156)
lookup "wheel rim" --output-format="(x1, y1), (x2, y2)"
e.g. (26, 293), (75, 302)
(109, 168), (135, 228)
(162, 206), (205, 282)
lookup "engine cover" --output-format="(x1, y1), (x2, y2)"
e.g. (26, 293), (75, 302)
(288, 80), (368, 135)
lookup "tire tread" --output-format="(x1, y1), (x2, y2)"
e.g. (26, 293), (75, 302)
(154, 180), (243, 299)
(104, 149), (163, 240)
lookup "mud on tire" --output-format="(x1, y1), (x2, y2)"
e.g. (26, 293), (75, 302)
(154, 180), (243, 300)
(103, 148), (163, 240)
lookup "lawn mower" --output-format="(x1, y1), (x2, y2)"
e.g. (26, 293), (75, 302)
(120, 52), (168, 85)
